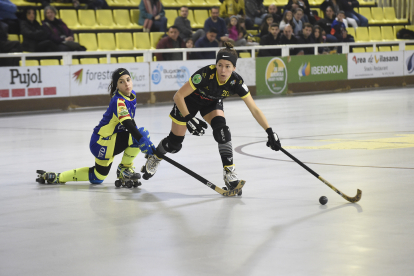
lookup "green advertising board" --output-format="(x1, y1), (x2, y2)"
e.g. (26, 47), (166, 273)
(256, 57), (289, 96)
(287, 54), (347, 83)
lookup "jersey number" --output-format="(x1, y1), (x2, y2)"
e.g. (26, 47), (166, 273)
(221, 90), (229, 97)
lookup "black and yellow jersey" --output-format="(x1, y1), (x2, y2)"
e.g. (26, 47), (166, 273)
(187, 64), (250, 106)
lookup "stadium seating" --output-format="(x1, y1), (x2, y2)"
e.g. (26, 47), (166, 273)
(80, 58), (99, 64)
(393, 25), (404, 39)
(165, 9), (178, 28)
(355, 27), (369, 43)
(79, 33), (98, 51)
(352, 47), (365, 53)
(381, 26), (395, 41)
(187, 9), (202, 28)
(130, 9), (142, 28)
(99, 57), (118, 64)
(8, 34), (19, 41)
(358, 0), (375, 6)
(391, 45), (399, 51)
(383, 7), (408, 24)
(150, 32), (165, 49)
(116, 33), (134, 50)
(162, 0), (180, 8)
(40, 60), (60, 66)
(370, 7), (385, 24)
(365, 47), (373, 52)
(20, 60), (39, 66)
(133, 32), (151, 50)
(60, 10), (80, 29)
(192, 0), (208, 7)
(113, 9), (134, 29)
(406, 45), (414, 50)
(194, 10), (209, 27)
(358, 7), (372, 24)
(368, 26), (382, 41)
(71, 59), (79, 65)
(136, 56), (144, 62)
(118, 57), (136, 63)
(96, 10), (116, 29)
(78, 10), (99, 30)
(378, 46), (391, 52)
(239, 52), (251, 58)
(97, 33), (117, 51)
(346, 27), (356, 38)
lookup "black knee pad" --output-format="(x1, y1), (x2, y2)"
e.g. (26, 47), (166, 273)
(160, 132), (184, 154)
(211, 116), (231, 144)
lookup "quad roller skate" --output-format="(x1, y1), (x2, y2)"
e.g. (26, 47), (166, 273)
(36, 170), (63, 184)
(222, 165), (243, 196)
(141, 154), (162, 180)
(115, 164), (141, 188)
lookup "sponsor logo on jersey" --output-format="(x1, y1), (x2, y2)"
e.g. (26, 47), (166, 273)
(192, 74), (202, 84)
(209, 74), (214, 79)
(230, 80), (236, 85)
(98, 147), (106, 158)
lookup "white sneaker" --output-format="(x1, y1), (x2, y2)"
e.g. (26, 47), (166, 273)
(141, 154), (162, 180)
(223, 165), (239, 189)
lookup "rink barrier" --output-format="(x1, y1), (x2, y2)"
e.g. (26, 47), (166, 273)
(1, 41), (414, 113)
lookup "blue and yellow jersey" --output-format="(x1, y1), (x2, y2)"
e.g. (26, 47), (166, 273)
(93, 90), (137, 137)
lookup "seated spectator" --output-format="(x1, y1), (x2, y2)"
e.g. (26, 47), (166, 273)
(316, 6), (338, 42)
(258, 23), (281, 57)
(0, 25), (21, 66)
(185, 38), (198, 60)
(292, 8), (304, 35)
(155, 25), (185, 61)
(330, 10), (346, 41)
(0, 0), (19, 34)
(341, 28), (355, 42)
(194, 28), (219, 59)
(267, 4), (282, 24)
(139, 0), (167, 32)
(312, 25), (330, 54)
(259, 14), (273, 37)
(20, 8), (57, 52)
(296, 22), (315, 55)
(279, 24), (302, 55)
(338, 0), (368, 26)
(320, 0), (357, 29)
(42, 6), (85, 51)
(285, 0), (314, 24)
(175, 6), (205, 44)
(245, 0), (267, 27)
(279, 10), (295, 31)
(204, 6), (232, 44)
(227, 16), (247, 46)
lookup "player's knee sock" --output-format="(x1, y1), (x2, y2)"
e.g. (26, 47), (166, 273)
(59, 167), (90, 183)
(121, 146), (141, 166)
(211, 116), (233, 167)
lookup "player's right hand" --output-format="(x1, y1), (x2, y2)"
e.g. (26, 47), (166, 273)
(184, 115), (208, 136)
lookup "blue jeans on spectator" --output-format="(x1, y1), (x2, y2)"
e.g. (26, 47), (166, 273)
(152, 17), (168, 32)
(325, 34), (338, 43)
(345, 11), (368, 26)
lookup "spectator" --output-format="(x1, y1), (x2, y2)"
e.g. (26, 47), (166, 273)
(185, 38), (198, 60)
(279, 24), (302, 55)
(20, 8), (57, 52)
(279, 10), (295, 31)
(138, 0), (167, 32)
(285, 0), (314, 24)
(267, 4), (282, 24)
(259, 14), (273, 37)
(0, 0), (19, 34)
(227, 16), (246, 46)
(219, 0), (245, 19)
(312, 25), (330, 54)
(42, 6), (86, 51)
(296, 22), (315, 55)
(330, 10), (346, 41)
(204, 6), (232, 44)
(194, 28), (219, 59)
(316, 6), (338, 42)
(341, 28), (355, 42)
(245, 0), (267, 26)
(258, 23), (281, 57)
(0, 24), (21, 66)
(175, 6), (205, 43)
(320, 0), (357, 29)
(292, 8), (304, 35)
(155, 25), (185, 61)
(338, 0), (367, 26)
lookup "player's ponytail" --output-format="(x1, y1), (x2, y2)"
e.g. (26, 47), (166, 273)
(108, 81), (117, 98)
(216, 42), (238, 67)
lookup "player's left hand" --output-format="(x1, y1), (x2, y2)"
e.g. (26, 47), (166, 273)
(266, 127), (281, 151)
(185, 115), (208, 136)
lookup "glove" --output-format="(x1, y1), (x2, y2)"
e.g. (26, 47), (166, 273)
(266, 127), (281, 151)
(184, 115), (208, 136)
(136, 127), (155, 155)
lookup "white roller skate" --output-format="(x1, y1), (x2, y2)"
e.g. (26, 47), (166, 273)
(222, 165), (243, 196)
(141, 154), (162, 180)
(36, 170), (64, 184)
(115, 164), (141, 188)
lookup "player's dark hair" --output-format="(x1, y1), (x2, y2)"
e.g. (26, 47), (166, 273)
(218, 42), (237, 58)
(108, 68), (130, 98)
(208, 27), (218, 34)
(108, 79), (117, 98)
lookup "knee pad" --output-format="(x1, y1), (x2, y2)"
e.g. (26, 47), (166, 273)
(159, 132), (184, 154)
(89, 167), (107, 184)
(211, 117), (231, 144)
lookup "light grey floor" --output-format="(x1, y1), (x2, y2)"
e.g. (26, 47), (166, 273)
(1, 88), (413, 276)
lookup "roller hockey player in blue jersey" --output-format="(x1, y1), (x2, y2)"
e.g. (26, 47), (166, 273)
(141, 42), (282, 191)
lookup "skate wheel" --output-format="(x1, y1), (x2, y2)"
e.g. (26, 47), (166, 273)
(141, 166), (145, 173)
(222, 187), (228, 191)
(133, 181), (140, 188)
(36, 170), (46, 175)
(144, 154), (149, 159)
(237, 190), (242, 196)
(126, 180), (133, 188)
(36, 178), (45, 184)
(115, 180), (122, 188)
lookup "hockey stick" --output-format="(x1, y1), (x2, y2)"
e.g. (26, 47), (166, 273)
(161, 155), (245, 197)
(280, 148), (362, 203)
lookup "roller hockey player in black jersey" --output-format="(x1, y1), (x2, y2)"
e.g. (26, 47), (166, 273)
(141, 42), (281, 191)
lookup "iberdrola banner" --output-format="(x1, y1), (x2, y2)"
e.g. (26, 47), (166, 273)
(256, 57), (289, 96)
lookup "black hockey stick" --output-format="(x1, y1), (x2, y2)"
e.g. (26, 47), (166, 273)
(280, 147), (362, 203)
(161, 155), (245, 197)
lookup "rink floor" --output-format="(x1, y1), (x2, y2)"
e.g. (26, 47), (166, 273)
(0, 88), (413, 276)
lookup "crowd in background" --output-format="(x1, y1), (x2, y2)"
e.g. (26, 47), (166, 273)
(0, 0), (374, 63)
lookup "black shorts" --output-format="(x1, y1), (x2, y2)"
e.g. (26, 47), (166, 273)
(169, 97), (224, 126)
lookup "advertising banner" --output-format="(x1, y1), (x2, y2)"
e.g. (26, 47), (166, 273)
(348, 52), (404, 79)
(70, 63), (150, 96)
(287, 54), (347, 83)
(0, 65), (70, 101)
(403, 50), (414, 76)
(256, 57), (288, 95)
